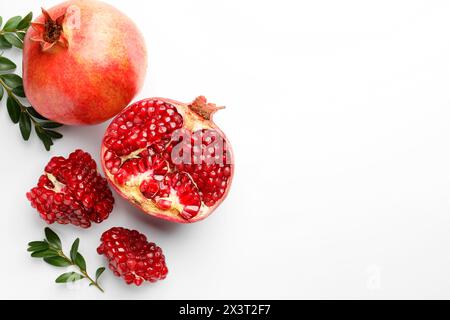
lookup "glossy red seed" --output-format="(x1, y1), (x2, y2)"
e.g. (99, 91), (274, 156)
(97, 227), (168, 286)
(156, 199), (172, 210)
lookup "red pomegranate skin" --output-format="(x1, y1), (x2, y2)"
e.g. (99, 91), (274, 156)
(23, 0), (147, 125)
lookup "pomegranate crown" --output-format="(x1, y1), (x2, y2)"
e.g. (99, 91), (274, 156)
(189, 96), (225, 121)
(31, 8), (68, 51)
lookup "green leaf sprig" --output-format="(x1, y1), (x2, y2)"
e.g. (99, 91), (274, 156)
(0, 13), (64, 151)
(27, 228), (106, 292)
(0, 13), (33, 49)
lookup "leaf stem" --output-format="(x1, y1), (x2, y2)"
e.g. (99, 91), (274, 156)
(0, 29), (27, 37)
(0, 78), (26, 112)
(58, 251), (105, 293)
(79, 269), (105, 293)
(0, 77), (57, 130)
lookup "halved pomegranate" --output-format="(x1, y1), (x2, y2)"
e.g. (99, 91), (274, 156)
(101, 97), (234, 223)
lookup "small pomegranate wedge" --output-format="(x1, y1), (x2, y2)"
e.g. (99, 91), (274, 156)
(27, 150), (114, 228)
(101, 97), (234, 223)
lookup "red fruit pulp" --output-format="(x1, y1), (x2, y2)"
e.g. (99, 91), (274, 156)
(23, 0), (147, 125)
(101, 97), (234, 223)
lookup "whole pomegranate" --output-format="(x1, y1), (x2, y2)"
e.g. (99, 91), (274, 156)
(101, 96), (234, 223)
(23, 0), (147, 125)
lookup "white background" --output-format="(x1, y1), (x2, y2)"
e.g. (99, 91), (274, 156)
(1, 0), (450, 299)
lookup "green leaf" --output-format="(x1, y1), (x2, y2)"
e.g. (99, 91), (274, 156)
(28, 241), (47, 247)
(6, 96), (21, 123)
(16, 32), (25, 41)
(12, 85), (25, 97)
(70, 238), (79, 263)
(26, 107), (48, 120)
(3, 33), (23, 49)
(27, 242), (49, 252)
(0, 74), (23, 88)
(0, 17), (3, 29)
(0, 86), (3, 101)
(0, 36), (12, 49)
(41, 122), (63, 129)
(75, 253), (86, 271)
(36, 126), (53, 151)
(0, 56), (16, 71)
(19, 112), (31, 140)
(44, 256), (72, 267)
(17, 12), (33, 30)
(31, 249), (58, 258)
(95, 267), (106, 281)
(3, 16), (21, 31)
(45, 130), (63, 139)
(44, 228), (61, 249)
(55, 272), (85, 283)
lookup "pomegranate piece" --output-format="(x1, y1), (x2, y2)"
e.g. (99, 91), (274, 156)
(23, 1), (147, 125)
(27, 150), (114, 228)
(101, 96), (234, 223)
(97, 227), (168, 286)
